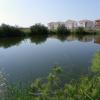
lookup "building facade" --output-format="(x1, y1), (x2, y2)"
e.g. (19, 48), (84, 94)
(78, 20), (94, 29)
(65, 20), (77, 29)
(48, 19), (96, 30)
(48, 22), (64, 30)
(48, 20), (77, 30)
(95, 20), (100, 29)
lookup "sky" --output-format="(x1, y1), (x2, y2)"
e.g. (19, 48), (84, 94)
(0, 0), (100, 27)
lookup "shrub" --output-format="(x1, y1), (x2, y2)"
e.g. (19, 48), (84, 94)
(30, 24), (49, 35)
(75, 27), (86, 34)
(0, 24), (24, 37)
(29, 66), (100, 100)
(56, 25), (70, 35)
(75, 27), (95, 35)
(4, 52), (100, 100)
(91, 52), (100, 72)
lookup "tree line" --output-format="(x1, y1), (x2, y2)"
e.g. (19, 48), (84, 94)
(0, 23), (98, 38)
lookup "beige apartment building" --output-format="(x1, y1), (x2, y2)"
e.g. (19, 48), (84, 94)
(78, 20), (94, 29)
(48, 22), (64, 30)
(48, 19), (96, 30)
(65, 20), (77, 29)
(95, 19), (100, 29)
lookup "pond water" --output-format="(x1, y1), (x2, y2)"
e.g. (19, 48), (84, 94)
(0, 35), (100, 83)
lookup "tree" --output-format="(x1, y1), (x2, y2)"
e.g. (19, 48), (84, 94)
(56, 25), (70, 34)
(30, 24), (48, 35)
(0, 24), (24, 37)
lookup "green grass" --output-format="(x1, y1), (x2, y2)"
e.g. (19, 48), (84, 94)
(20, 28), (31, 33)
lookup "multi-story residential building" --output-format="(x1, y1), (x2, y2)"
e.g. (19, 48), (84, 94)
(95, 19), (100, 29)
(48, 22), (55, 30)
(78, 20), (94, 29)
(48, 19), (96, 30)
(48, 20), (77, 30)
(65, 20), (78, 29)
(48, 22), (64, 30)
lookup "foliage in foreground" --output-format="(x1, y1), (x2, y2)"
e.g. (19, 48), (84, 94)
(91, 52), (100, 72)
(10, 68), (100, 99)
(29, 66), (100, 100)
(1, 52), (100, 100)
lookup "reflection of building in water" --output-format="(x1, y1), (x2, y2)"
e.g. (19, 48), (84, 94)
(78, 35), (94, 42)
(66, 35), (77, 41)
(94, 37), (100, 44)
(51, 35), (97, 42)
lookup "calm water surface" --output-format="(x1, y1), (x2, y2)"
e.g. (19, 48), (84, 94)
(0, 35), (100, 83)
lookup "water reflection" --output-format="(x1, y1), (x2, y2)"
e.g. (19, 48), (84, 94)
(0, 37), (24, 48)
(30, 35), (48, 45)
(94, 37), (100, 44)
(0, 34), (100, 84)
(0, 35), (99, 48)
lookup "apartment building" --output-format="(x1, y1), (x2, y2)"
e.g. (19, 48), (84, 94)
(48, 22), (64, 30)
(65, 20), (77, 29)
(48, 19), (96, 30)
(95, 20), (100, 28)
(78, 20), (94, 29)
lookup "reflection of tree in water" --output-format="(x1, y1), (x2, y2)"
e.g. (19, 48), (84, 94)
(55, 34), (95, 43)
(0, 35), (99, 48)
(30, 35), (48, 45)
(56, 34), (70, 42)
(0, 37), (24, 48)
(94, 36), (100, 44)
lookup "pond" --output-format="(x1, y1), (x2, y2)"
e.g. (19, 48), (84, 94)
(0, 35), (100, 83)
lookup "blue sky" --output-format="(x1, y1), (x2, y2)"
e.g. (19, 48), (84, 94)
(0, 0), (99, 27)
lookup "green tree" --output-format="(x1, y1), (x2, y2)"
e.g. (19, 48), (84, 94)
(56, 25), (70, 35)
(0, 24), (24, 37)
(30, 24), (49, 35)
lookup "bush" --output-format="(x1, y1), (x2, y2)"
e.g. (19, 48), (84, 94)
(75, 27), (86, 34)
(30, 24), (49, 35)
(0, 24), (24, 37)
(56, 25), (70, 35)
(91, 52), (100, 72)
(29, 66), (100, 100)
(75, 27), (96, 35)
(3, 52), (100, 100)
